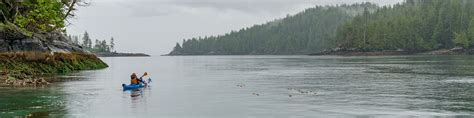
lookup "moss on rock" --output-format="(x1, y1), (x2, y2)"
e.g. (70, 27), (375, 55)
(0, 52), (108, 80)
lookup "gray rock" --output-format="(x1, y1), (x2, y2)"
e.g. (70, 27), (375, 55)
(0, 30), (90, 53)
(0, 38), (8, 51)
(22, 37), (49, 52)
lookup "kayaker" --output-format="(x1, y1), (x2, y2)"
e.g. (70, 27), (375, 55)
(130, 73), (139, 85)
(130, 72), (148, 85)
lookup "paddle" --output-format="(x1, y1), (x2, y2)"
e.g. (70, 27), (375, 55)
(147, 78), (152, 84)
(140, 72), (150, 87)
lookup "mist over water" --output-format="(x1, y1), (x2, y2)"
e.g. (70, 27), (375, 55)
(2, 55), (474, 117)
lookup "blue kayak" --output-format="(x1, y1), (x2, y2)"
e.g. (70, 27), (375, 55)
(122, 78), (152, 91)
(122, 83), (144, 91)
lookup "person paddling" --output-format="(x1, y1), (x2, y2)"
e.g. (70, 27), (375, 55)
(130, 72), (148, 85)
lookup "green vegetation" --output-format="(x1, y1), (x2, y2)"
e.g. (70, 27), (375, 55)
(337, 0), (474, 52)
(171, 3), (377, 55)
(170, 0), (474, 55)
(0, 52), (108, 80)
(69, 31), (116, 53)
(0, 0), (83, 34)
(0, 1), (110, 82)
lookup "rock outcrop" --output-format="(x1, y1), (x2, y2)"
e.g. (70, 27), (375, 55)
(0, 27), (88, 53)
(0, 25), (108, 87)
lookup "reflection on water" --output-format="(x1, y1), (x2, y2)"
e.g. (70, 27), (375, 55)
(1, 55), (474, 117)
(130, 89), (143, 98)
(0, 87), (68, 117)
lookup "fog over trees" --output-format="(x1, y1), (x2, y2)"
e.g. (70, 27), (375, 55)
(170, 3), (376, 55)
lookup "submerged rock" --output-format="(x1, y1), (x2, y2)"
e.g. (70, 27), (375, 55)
(1, 78), (50, 87)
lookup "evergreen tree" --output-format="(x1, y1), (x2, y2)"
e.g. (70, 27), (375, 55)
(94, 39), (100, 51)
(110, 37), (115, 52)
(468, 18), (474, 47)
(173, 43), (182, 52)
(73, 35), (80, 45)
(100, 40), (109, 52)
(454, 32), (469, 48)
(82, 31), (92, 49)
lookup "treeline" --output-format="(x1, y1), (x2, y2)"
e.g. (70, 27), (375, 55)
(337, 0), (474, 51)
(170, 3), (377, 55)
(69, 31), (116, 53)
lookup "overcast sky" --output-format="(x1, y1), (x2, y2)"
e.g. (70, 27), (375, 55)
(66, 0), (403, 55)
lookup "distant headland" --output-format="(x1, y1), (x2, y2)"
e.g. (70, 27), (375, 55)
(95, 52), (150, 57)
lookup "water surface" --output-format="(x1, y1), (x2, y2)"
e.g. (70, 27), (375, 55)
(1, 55), (474, 117)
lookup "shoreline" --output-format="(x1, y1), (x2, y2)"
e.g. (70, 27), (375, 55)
(95, 52), (150, 57)
(164, 48), (474, 56)
(0, 52), (108, 87)
(309, 48), (474, 56)
(308, 51), (414, 56)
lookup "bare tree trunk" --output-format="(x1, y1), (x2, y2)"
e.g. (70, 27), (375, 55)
(63, 0), (78, 20)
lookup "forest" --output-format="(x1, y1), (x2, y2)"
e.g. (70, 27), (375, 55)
(170, 0), (474, 55)
(170, 3), (377, 55)
(337, 0), (474, 51)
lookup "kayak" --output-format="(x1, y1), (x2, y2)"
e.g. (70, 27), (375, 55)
(122, 78), (152, 91)
(122, 83), (144, 91)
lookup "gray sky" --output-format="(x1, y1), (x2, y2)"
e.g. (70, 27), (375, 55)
(66, 0), (403, 55)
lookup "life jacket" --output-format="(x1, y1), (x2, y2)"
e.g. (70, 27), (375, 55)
(131, 78), (139, 84)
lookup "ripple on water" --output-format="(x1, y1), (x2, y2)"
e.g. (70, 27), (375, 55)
(83, 92), (99, 96)
(28, 106), (44, 109)
(39, 96), (60, 99)
(444, 77), (474, 83)
(287, 88), (317, 95)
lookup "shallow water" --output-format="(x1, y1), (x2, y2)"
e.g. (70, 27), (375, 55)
(1, 55), (474, 117)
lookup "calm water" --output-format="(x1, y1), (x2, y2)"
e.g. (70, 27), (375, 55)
(2, 55), (474, 117)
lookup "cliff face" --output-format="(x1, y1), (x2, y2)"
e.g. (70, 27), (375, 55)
(0, 27), (88, 53)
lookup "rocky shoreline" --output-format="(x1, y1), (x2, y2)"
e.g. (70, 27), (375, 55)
(0, 25), (109, 87)
(309, 50), (413, 56)
(308, 48), (474, 56)
(0, 52), (108, 87)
